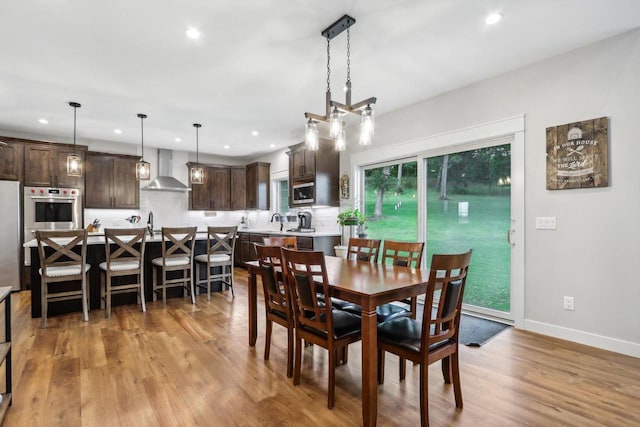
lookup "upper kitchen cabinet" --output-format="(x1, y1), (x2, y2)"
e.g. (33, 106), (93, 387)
(85, 152), (139, 209)
(230, 167), (247, 211)
(288, 139), (339, 207)
(188, 164), (231, 210)
(0, 138), (24, 181)
(245, 162), (270, 210)
(24, 142), (87, 188)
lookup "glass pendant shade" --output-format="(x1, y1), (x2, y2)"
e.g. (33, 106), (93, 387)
(335, 129), (346, 151)
(190, 166), (204, 184)
(305, 119), (319, 151)
(66, 153), (82, 177)
(136, 160), (150, 180)
(67, 101), (82, 177)
(329, 107), (342, 139)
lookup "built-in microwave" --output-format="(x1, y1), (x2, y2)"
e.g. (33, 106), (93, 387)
(292, 181), (314, 205)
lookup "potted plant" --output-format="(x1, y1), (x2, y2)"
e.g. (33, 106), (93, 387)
(335, 208), (366, 257)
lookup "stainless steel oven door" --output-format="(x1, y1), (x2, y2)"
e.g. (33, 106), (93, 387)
(24, 187), (82, 231)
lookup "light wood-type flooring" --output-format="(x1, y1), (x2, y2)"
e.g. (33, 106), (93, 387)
(2, 268), (640, 426)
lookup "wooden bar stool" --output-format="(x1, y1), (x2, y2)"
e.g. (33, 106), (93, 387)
(151, 227), (197, 307)
(36, 229), (90, 328)
(195, 226), (237, 299)
(99, 228), (147, 318)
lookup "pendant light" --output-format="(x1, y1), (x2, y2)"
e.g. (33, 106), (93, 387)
(66, 102), (82, 177)
(136, 113), (151, 180)
(304, 15), (376, 151)
(190, 123), (204, 184)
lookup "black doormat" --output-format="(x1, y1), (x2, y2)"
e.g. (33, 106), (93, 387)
(416, 304), (510, 346)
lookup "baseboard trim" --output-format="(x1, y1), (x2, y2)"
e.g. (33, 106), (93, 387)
(524, 319), (640, 358)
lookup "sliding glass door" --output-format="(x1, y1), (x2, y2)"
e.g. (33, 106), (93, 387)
(426, 143), (512, 317)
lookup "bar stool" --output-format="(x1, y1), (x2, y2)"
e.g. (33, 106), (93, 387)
(99, 228), (147, 318)
(151, 227), (197, 307)
(36, 229), (90, 328)
(195, 226), (237, 299)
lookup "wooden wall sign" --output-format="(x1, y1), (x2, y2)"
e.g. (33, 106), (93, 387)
(546, 116), (608, 190)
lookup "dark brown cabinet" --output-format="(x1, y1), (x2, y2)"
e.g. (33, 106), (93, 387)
(230, 167), (247, 211)
(189, 165), (231, 210)
(85, 152), (139, 209)
(246, 162), (270, 210)
(0, 138), (24, 181)
(288, 139), (339, 207)
(189, 162), (270, 211)
(24, 143), (86, 188)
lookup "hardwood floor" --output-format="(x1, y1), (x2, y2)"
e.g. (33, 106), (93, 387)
(3, 269), (640, 426)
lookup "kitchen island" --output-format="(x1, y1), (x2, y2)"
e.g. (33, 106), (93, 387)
(25, 228), (340, 318)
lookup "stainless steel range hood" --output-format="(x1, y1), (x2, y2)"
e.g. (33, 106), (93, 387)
(142, 149), (191, 192)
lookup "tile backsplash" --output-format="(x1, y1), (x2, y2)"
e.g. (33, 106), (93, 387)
(85, 191), (340, 233)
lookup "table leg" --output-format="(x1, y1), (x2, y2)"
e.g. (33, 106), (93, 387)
(361, 307), (378, 426)
(248, 271), (257, 346)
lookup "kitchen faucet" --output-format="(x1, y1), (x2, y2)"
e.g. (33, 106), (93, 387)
(270, 212), (283, 232)
(147, 211), (154, 236)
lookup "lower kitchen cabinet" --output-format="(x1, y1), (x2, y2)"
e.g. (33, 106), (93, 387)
(234, 232), (340, 267)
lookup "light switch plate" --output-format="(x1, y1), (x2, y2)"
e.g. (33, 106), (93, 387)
(535, 216), (557, 230)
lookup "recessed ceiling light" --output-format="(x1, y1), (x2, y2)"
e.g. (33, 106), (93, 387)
(224, 145), (230, 149)
(269, 144), (275, 148)
(485, 12), (503, 25)
(251, 130), (259, 137)
(185, 27), (201, 40)
(175, 137), (181, 143)
(38, 118), (48, 124)
(114, 129), (122, 134)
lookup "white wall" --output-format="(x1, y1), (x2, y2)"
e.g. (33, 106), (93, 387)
(342, 29), (640, 357)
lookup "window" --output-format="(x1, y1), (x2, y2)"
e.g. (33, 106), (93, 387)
(273, 178), (289, 214)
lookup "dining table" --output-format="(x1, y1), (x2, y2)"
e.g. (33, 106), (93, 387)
(246, 255), (429, 427)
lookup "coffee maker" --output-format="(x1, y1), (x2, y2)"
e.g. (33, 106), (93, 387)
(297, 211), (313, 232)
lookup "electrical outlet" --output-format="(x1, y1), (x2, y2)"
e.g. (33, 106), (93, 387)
(563, 296), (575, 311)
(536, 216), (557, 230)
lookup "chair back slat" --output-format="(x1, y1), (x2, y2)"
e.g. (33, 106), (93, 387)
(346, 237), (381, 263)
(206, 226), (237, 256)
(421, 250), (473, 351)
(382, 240), (425, 268)
(281, 248), (332, 334)
(263, 236), (298, 249)
(104, 228), (146, 269)
(255, 244), (290, 316)
(36, 229), (88, 275)
(161, 227), (197, 261)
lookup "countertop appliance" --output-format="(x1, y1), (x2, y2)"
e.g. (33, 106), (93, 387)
(0, 181), (21, 291)
(297, 211), (313, 232)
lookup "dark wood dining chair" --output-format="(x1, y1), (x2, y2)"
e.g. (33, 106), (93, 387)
(381, 239), (426, 317)
(195, 226), (238, 299)
(377, 249), (472, 427)
(99, 228), (147, 318)
(151, 227), (197, 307)
(263, 236), (298, 249)
(346, 237), (381, 262)
(36, 229), (90, 328)
(255, 244), (294, 378)
(281, 248), (362, 409)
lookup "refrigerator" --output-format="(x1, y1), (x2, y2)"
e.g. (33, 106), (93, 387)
(0, 180), (20, 291)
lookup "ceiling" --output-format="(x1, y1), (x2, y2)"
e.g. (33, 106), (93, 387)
(1, 1), (639, 160)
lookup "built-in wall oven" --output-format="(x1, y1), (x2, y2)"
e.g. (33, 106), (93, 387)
(24, 186), (82, 265)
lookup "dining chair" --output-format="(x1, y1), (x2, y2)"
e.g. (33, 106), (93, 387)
(377, 250), (472, 427)
(381, 239), (426, 317)
(99, 228), (147, 318)
(263, 236), (298, 249)
(255, 244), (294, 377)
(151, 227), (197, 307)
(36, 229), (90, 328)
(195, 226), (238, 299)
(281, 247), (362, 409)
(346, 237), (381, 263)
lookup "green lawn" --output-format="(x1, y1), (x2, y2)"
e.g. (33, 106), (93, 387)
(363, 189), (510, 312)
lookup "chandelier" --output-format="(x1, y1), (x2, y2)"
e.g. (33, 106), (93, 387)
(305, 15), (376, 152)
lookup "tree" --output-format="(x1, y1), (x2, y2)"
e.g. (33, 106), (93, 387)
(439, 154), (449, 200)
(365, 166), (395, 219)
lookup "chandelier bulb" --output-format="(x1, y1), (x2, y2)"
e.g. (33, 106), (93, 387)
(305, 119), (319, 151)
